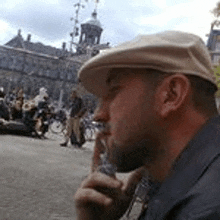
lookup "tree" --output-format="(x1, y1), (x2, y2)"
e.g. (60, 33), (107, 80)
(211, 2), (220, 29)
(212, 2), (220, 17)
(210, 2), (220, 96)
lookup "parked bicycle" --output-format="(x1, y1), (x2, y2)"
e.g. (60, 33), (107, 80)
(49, 109), (67, 134)
(82, 113), (100, 141)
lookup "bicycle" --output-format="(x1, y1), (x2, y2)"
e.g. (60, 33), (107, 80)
(82, 114), (99, 141)
(49, 110), (67, 134)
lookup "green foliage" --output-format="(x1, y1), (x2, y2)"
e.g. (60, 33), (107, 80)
(214, 64), (220, 96)
(210, 2), (220, 30)
(211, 1), (220, 17)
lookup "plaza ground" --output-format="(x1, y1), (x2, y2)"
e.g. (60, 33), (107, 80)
(0, 132), (142, 220)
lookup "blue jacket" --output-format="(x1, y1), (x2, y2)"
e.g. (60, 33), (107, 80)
(139, 115), (220, 220)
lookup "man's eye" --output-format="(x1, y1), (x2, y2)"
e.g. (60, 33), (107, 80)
(109, 86), (120, 92)
(107, 86), (121, 98)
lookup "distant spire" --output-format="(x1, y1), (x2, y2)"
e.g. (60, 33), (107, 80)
(91, 0), (99, 21)
(92, 10), (97, 19)
(18, 29), (21, 36)
(92, 0), (99, 15)
(94, 0), (99, 14)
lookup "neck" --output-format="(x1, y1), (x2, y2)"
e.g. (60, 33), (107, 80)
(146, 110), (210, 182)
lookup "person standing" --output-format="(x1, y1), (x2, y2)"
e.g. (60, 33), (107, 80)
(60, 90), (84, 147)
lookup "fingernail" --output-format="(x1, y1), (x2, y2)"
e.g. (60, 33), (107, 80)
(105, 198), (112, 206)
(114, 180), (122, 188)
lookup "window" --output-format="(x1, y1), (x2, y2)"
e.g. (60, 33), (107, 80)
(215, 41), (220, 51)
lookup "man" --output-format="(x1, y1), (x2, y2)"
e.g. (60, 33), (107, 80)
(60, 90), (85, 147)
(74, 31), (220, 219)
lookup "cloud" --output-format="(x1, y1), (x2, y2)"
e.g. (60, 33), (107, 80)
(0, 0), (219, 49)
(0, 1), (71, 41)
(97, 0), (163, 46)
(133, 0), (217, 42)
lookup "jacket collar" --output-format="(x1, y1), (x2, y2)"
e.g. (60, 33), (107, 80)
(147, 115), (220, 219)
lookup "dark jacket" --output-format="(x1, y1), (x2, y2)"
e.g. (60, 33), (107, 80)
(70, 97), (83, 117)
(139, 115), (220, 220)
(0, 98), (9, 120)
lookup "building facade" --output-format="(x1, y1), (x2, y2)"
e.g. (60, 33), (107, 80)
(0, 10), (109, 108)
(207, 29), (220, 66)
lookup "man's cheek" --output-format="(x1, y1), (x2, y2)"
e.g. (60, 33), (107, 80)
(111, 119), (127, 139)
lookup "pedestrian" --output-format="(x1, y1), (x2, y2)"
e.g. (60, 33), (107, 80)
(60, 89), (85, 148)
(74, 31), (220, 219)
(0, 87), (10, 120)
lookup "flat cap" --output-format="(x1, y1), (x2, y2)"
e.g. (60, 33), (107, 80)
(78, 31), (216, 97)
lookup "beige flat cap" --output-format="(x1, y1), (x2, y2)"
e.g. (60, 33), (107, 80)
(78, 31), (216, 97)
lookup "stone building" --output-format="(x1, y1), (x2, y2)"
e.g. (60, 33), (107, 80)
(207, 28), (220, 108)
(207, 29), (220, 66)
(0, 10), (109, 109)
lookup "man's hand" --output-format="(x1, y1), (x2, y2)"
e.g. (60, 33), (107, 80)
(74, 132), (144, 220)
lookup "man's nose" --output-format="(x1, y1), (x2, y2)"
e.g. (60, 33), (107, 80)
(93, 103), (109, 122)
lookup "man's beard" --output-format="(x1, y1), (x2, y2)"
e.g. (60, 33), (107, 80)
(109, 138), (159, 173)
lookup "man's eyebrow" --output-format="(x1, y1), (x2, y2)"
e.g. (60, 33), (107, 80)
(106, 68), (135, 86)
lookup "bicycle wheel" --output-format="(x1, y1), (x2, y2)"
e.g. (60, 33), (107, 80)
(85, 126), (95, 141)
(50, 120), (65, 134)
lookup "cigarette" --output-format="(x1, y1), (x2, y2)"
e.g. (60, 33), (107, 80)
(97, 139), (117, 176)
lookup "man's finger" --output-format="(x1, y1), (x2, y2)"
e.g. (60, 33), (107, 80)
(122, 167), (147, 196)
(74, 188), (112, 208)
(81, 172), (122, 190)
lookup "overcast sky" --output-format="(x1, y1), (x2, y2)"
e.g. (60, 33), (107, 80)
(0, 0), (219, 50)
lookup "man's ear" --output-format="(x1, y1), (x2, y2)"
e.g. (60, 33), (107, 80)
(154, 74), (191, 118)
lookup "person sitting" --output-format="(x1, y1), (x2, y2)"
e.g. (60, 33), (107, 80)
(35, 95), (50, 135)
(22, 100), (38, 133)
(0, 87), (10, 121)
(10, 88), (24, 120)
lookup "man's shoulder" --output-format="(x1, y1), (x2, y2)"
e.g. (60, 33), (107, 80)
(144, 151), (220, 220)
(168, 156), (220, 219)
(142, 117), (220, 220)
(189, 154), (220, 202)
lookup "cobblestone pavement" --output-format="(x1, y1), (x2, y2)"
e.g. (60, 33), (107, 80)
(0, 132), (93, 220)
(0, 132), (143, 220)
